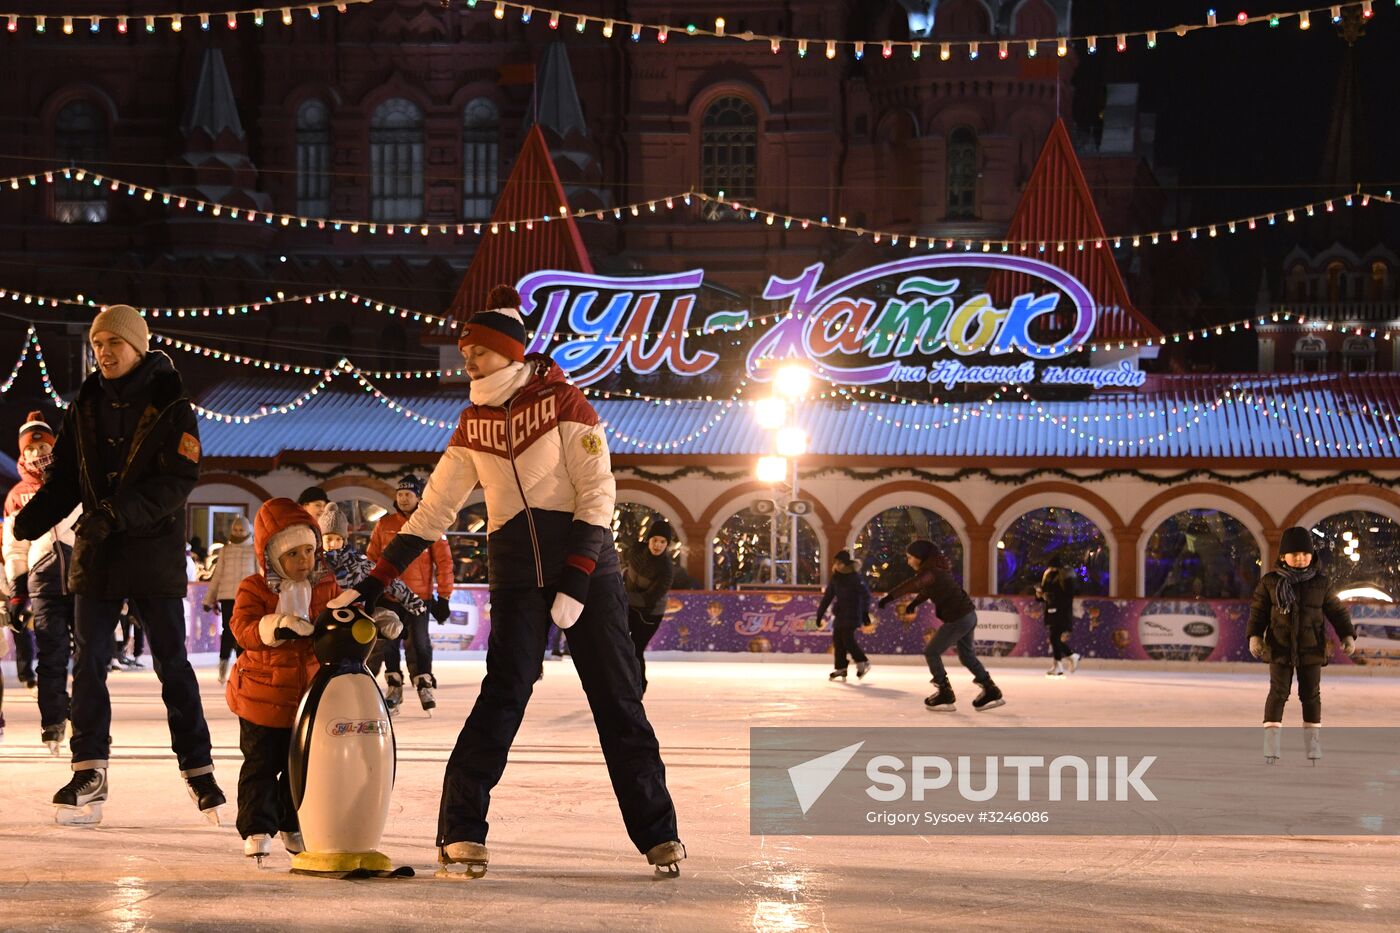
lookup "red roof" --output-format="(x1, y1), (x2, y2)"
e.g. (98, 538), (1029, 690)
(442, 125), (592, 336)
(990, 119), (1162, 344)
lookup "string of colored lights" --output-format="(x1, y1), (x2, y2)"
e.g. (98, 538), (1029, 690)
(599, 381), (752, 451)
(0, 2), (369, 36)
(455, 0), (1384, 60)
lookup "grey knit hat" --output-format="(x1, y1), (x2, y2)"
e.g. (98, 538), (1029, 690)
(318, 502), (348, 538)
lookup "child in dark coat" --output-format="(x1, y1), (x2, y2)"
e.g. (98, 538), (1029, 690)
(815, 550), (871, 681)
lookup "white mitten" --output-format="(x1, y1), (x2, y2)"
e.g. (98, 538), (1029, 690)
(1342, 636), (1356, 656)
(280, 615), (315, 638)
(374, 609), (403, 640)
(327, 588), (360, 609)
(259, 614), (286, 647)
(550, 592), (584, 630)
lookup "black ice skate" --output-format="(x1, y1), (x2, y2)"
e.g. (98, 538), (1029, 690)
(415, 674), (437, 714)
(647, 840), (686, 878)
(41, 722), (65, 756)
(924, 682), (957, 712)
(437, 840), (489, 879)
(54, 768), (107, 825)
(855, 661), (871, 679)
(385, 672), (404, 715)
(828, 668), (848, 681)
(185, 772), (227, 825)
(973, 680), (1005, 711)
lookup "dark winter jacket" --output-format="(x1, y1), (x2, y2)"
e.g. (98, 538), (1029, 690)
(1247, 565), (1354, 666)
(816, 568), (871, 628)
(880, 564), (976, 623)
(13, 352), (200, 599)
(1037, 573), (1075, 630)
(623, 545), (674, 617)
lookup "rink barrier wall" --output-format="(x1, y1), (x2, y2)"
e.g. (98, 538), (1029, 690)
(6, 586), (1394, 668)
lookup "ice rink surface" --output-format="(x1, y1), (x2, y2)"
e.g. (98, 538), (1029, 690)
(1, 657), (1396, 932)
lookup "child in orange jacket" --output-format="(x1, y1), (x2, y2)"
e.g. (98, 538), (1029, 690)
(225, 498), (399, 862)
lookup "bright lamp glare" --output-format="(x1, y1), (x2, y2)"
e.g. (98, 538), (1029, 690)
(753, 396), (788, 430)
(1337, 586), (1391, 602)
(773, 364), (812, 400)
(756, 455), (788, 484)
(775, 426), (808, 457)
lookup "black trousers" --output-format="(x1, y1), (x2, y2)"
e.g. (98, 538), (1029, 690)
(236, 718), (299, 839)
(626, 607), (663, 691)
(1265, 662), (1323, 723)
(117, 612), (145, 657)
(832, 622), (868, 670)
(31, 595), (73, 729)
(218, 600), (242, 661)
(437, 574), (679, 853)
(70, 595), (213, 773)
(401, 608), (433, 680)
(12, 620), (36, 678)
(1048, 621), (1076, 660)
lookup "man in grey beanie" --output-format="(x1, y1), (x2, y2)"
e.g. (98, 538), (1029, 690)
(14, 304), (223, 825)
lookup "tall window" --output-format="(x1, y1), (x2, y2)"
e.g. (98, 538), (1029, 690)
(53, 100), (109, 223)
(1326, 260), (1346, 303)
(1371, 261), (1389, 301)
(946, 126), (978, 220)
(370, 98), (423, 222)
(296, 100), (331, 216)
(462, 98), (499, 220)
(700, 96), (757, 202)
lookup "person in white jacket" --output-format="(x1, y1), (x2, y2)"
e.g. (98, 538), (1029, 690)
(3, 412), (80, 752)
(201, 516), (256, 684)
(338, 285), (685, 878)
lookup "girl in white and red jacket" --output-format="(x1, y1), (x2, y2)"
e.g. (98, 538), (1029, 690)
(337, 285), (684, 878)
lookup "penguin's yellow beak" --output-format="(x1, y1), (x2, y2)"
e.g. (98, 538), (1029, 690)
(351, 618), (376, 644)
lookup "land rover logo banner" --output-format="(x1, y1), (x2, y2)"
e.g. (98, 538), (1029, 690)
(750, 727), (1400, 836)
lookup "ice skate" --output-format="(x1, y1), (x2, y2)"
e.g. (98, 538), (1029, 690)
(1263, 722), (1282, 764)
(415, 674), (437, 714)
(646, 840), (686, 878)
(281, 831), (305, 855)
(108, 654), (128, 672)
(973, 680), (1005, 711)
(437, 840), (489, 879)
(1046, 662), (1065, 678)
(855, 661), (871, 680)
(217, 657), (230, 685)
(54, 768), (107, 825)
(121, 655), (144, 670)
(1066, 653), (1080, 673)
(384, 672), (404, 714)
(244, 833), (273, 868)
(185, 773), (227, 825)
(924, 682), (957, 712)
(828, 668), (847, 681)
(1304, 724), (1322, 765)
(41, 722), (65, 756)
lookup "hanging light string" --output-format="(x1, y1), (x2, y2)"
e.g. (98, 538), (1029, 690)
(0, 325), (34, 394)
(599, 380), (752, 451)
(4, 168), (1395, 263)
(454, 0), (1383, 60)
(0, 2), (369, 36)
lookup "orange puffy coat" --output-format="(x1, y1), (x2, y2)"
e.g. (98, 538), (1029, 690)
(226, 498), (341, 729)
(367, 509), (454, 602)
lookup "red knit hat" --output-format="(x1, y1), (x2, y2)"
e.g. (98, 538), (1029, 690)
(458, 284), (526, 363)
(18, 411), (55, 452)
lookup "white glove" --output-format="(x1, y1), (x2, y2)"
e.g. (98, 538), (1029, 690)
(550, 592), (584, 630)
(373, 609), (403, 640)
(1342, 636), (1356, 656)
(259, 613), (313, 647)
(1248, 635), (1264, 660)
(327, 588), (360, 609)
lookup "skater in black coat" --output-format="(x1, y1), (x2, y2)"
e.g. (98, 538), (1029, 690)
(1247, 526), (1356, 764)
(1034, 567), (1079, 676)
(816, 550), (871, 681)
(877, 539), (1004, 712)
(622, 518), (676, 695)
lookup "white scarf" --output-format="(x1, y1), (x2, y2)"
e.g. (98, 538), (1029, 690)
(470, 361), (532, 407)
(276, 579), (312, 620)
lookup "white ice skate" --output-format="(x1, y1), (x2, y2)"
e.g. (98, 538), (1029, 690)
(1263, 722), (1282, 765)
(1066, 653), (1080, 674)
(646, 840), (686, 878)
(1046, 662), (1065, 678)
(437, 840), (489, 879)
(54, 768), (107, 825)
(244, 834), (273, 868)
(1304, 723), (1322, 765)
(415, 674), (437, 715)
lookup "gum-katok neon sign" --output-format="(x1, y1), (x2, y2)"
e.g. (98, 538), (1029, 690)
(516, 255), (1134, 388)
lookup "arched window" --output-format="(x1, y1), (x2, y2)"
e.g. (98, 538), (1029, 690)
(997, 507), (1109, 595)
(1326, 260), (1346, 303)
(1343, 335), (1375, 373)
(1371, 261), (1389, 301)
(700, 96), (757, 202)
(932, 0), (992, 36)
(1311, 511), (1400, 600)
(1144, 509), (1260, 599)
(53, 100), (109, 223)
(1293, 334), (1327, 373)
(370, 98), (424, 222)
(1287, 265), (1308, 303)
(712, 506), (819, 588)
(854, 507), (964, 592)
(946, 126), (978, 220)
(295, 99), (331, 216)
(462, 97), (500, 220)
